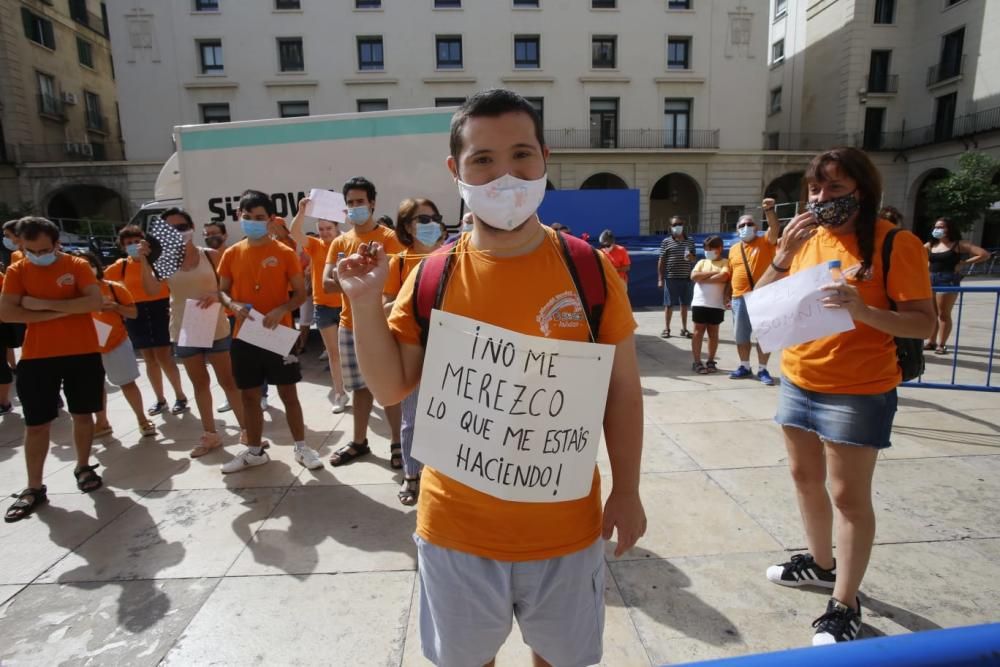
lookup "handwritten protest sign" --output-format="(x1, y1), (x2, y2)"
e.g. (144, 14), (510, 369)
(743, 262), (855, 353)
(412, 310), (614, 503)
(305, 189), (347, 223)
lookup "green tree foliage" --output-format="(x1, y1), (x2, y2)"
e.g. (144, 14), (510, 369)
(925, 152), (1000, 231)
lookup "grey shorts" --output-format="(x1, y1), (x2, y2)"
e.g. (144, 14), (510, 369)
(102, 338), (140, 387)
(338, 326), (365, 392)
(415, 535), (605, 667)
(732, 295), (753, 345)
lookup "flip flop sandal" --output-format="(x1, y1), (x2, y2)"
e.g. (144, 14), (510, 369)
(923, 342), (937, 351)
(93, 425), (114, 438)
(74, 464), (103, 493)
(329, 440), (370, 467)
(5, 486), (48, 523)
(390, 443), (403, 470)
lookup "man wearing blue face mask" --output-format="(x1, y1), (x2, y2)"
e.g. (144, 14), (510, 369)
(728, 200), (780, 384)
(323, 177), (405, 469)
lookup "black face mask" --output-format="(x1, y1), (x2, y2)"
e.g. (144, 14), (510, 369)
(806, 191), (859, 228)
(204, 235), (225, 249)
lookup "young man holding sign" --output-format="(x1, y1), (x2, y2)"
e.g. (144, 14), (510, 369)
(338, 89), (646, 667)
(217, 190), (317, 473)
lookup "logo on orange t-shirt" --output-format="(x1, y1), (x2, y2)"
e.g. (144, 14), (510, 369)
(536, 291), (586, 336)
(56, 273), (76, 287)
(261, 256), (279, 268)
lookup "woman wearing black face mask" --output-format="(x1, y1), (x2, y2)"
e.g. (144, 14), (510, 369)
(753, 148), (935, 646)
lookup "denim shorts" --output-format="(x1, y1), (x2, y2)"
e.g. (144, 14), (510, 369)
(931, 272), (963, 287)
(731, 296), (753, 345)
(663, 278), (694, 307)
(315, 305), (343, 330)
(775, 379), (897, 449)
(174, 334), (232, 359)
(415, 535), (605, 667)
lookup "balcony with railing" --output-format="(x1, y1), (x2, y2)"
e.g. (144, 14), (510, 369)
(858, 104), (1000, 151)
(12, 142), (125, 163)
(867, 73), (898, 94)
(762, 132), (848, 151)
(37, 94), (67, 121)
(543, 128), (719, 150)
(86, 113), (110, 134)
(927, 54), (965, 87)
(69, 2), (109, 37)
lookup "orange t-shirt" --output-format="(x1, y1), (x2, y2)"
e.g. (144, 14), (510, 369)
(10, 250), (23, 265)
(384, 249), (423, 299)
(303, 236), (341, 308)
(1, 253), (100, 360)
(388, 228), (637, 561)
(104, 258), (170, 303)
(728, 236), (778, 298)
(327, 224), (403, 330)
(601, 244), (631, 281)
(94, 280), (134, 354)
(782, 219), (932, 395)
(218, 238), (302, 334)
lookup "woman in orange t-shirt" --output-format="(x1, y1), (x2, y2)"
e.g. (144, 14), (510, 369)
(598, 229), (631, 287)
(384, 197), (446, 506)
(753, 148), (934, 645)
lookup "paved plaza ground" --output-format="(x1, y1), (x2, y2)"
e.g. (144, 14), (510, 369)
(0, 281), (998, 665)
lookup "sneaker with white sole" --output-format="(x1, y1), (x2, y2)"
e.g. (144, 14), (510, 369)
(260, 395), (269, 411)
(812, 597), (862, 645)
(766, 553), (836, 588)
(295, 446), (324, 470)
(217, 401), (232, 413)
(331, 393), (350, 414)
(221, 448), (270, 473)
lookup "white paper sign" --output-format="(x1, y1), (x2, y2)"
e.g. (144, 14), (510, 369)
(744, 262), (855, 353)
(178, 299), (221, 348)
(412, 310), (615, 503)
(92, 318), (112, 347)
(305, 189), (348, 223)
(235, 308), (300, 357)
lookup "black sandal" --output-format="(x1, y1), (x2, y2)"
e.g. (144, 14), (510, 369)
(692, 361), (709, 375)
(390, 442), (403, 470)
(5, 486), (48, 523)
(398, 477), (419, 506)
(328, 439), (370, 467)
(681, 328), (693, 339)
(705, 360), (719, 374)
(74, 463), (103, 493)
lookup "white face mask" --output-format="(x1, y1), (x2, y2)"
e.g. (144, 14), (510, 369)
(456, 173), (548, 231)
(705, 250), (719, 261)
(180, 229), (195, 244)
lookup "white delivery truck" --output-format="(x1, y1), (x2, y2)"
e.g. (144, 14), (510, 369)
(130, 107), (461, 235)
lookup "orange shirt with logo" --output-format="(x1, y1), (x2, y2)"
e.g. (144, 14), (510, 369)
(782, 219), (932, 395)
(94, 280), (134, 354)
(601, 244), (631, 282)
(218, 238), (302, 334)
(2, 253), (100, 360)
(728, 236), (777, 298)
(303, 236), (341, 308)
(383, 249), (423, 299)
(104, 258), (170, 303)
(327, 225), (403, 330)
(388, 228), (637, 561)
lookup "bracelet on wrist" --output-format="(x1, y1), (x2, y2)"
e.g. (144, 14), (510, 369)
(770, 261), (791, 273)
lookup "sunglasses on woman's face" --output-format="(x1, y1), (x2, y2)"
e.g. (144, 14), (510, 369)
(171, 223), (194, 233)
(414, 214), (443, 224)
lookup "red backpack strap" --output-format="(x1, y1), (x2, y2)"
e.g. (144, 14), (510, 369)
(414, 241), (459, 347)
(555, 233), (607, 343)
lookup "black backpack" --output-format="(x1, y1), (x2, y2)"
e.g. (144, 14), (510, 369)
(882, 228), (925, 382)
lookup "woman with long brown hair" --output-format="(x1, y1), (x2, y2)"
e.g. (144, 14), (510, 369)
(924, 216), (989, 354)
(754, 147), (934, 645)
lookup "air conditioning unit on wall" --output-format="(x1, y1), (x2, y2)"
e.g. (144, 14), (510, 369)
(65, 142), (79, 153)
(62, 92), (78, 105)
(80, 144), (94, 156)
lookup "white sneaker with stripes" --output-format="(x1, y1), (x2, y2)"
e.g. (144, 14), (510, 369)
(766, 553), (836, 588)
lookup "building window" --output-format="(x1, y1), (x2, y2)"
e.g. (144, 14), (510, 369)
(514, 35), (540, 68)
(279, 100), (309, 117)
(355, 0), (380, 7)
(590, 98), (618, 148)
(862, 107), (885, 149)
(664, 98), (691, 148)
(868, 50), (891, 92)
(194, 0), (219, 11)
(277, 37), (304, 72)
(668, 0), (691, 8)
(200, 103), (230, 123)
(938, 27), (964, 80)
(721, 206), (746, 232)
(873, 0), (894, 23)
(84, 91), (103, 131)
(774, 0), (787, 18)
(592, 0), (615, 7)
(69, 0), (88, 23)
(275, 0), (300, 8)
(358, 99), (388, 112)
(435, 97), (466, 107)
(436, 36), (463, 69)
(22, 8), (55, 49)
(37, 72), (59, 116)
(77, 37), (94, 68)
(526, 96), (544, 126)
(434, 0), (461, 6)
(772, 38), (785, 63)
(592, 36), (616, 68)
(769, 87), (782, 114)
(934, 92), (957, 142)
(199, 40), (223, 73)
(667, 37), (690, 69)
(357, 36), (384, 70)
(513, 0), (539, 5)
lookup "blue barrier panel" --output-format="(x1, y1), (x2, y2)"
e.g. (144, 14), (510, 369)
(679, 623), (1000, 667)
(904, 286), (1000, 393)
(538, 190), (640, 238)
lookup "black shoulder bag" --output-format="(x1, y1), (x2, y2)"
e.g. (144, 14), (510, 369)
(882, 228), (925, 382)
(739, 241), (756, 291)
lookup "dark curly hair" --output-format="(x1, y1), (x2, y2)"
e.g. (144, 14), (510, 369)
(931, 216), (962, 246)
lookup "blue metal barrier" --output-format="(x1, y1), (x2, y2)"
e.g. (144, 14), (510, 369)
(679, 622), (1000, 666)
(904, 285), (1000, 393)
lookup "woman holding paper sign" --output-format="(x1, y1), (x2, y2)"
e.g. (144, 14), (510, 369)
(138, 208), (247, 458)
(754, 147), (934, 646)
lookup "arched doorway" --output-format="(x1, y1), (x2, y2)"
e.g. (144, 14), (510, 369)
(580, 172), (628, 190)
(650, 172), (701, 233)
(46, 184), (126, 240)
(765, 172), (803, 208)
(911, 168), (950, 241)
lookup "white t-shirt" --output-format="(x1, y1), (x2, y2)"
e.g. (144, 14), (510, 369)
(691, 258), (729, 309)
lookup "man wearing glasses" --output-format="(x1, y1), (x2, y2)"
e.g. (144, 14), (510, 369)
(728, 198), (780, 385)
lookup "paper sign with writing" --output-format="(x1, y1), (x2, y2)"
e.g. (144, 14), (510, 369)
(235, 308), (299, 357)
(92, 318), (112, 348)
(305, 189), (348, 223)
(178, 299), (221, 348)
(412, 309), (615, 503)
(743, 262), (855, 353)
